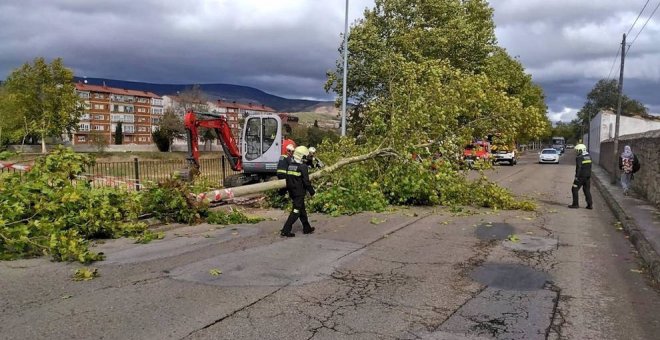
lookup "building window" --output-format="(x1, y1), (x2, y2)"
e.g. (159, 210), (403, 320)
(78, 92), (90, 99)
(94, 93), (104, 99)
(80, 114), (91, 120)
(78, 123), (90, 131)
(151, 108), (163, 115)
(138, 137), (149, 142)
(94, 114), (104, 120)
(137, 107), (146, 113)
(152, 98), (163, 106)
(77, 136), (86, 142)
(93, 125), (104, 131)
(94, 104), (105, 110)
(137, 126), (148, 132)
(111, 114), (135, 123)
(151, 117), (161, 125)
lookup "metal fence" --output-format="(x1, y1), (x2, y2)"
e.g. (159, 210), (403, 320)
(85, 156), (241, 190)
(0, 157), (241, 190)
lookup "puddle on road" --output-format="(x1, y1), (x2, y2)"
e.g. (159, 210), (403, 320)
(475, 223), (515, 241)
(470, 263), (551, 291)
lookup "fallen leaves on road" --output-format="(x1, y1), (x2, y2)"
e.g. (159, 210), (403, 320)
(507, 234), (520, 243)
(370, 217), (386, 225)
(72, 268), (99, 281)
(209, 269), (222, 276)
(630, 269), (644, 274)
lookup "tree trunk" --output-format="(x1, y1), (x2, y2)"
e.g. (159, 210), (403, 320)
(197, 147), (397, 202)
(41, 132), (47, 154)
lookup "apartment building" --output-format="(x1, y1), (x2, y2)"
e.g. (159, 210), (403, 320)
(215, 100), (276, 141)
(74, 83), (163, 145)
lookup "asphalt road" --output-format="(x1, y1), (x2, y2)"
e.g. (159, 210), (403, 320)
(1, 150), (659, 340)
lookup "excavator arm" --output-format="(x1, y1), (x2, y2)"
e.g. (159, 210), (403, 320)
(183, 110), (243, 171)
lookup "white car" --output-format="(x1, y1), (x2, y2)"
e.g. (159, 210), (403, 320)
(539, 148), (560, 164)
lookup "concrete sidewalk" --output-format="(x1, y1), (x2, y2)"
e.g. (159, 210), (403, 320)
(592, 165), (660, 282)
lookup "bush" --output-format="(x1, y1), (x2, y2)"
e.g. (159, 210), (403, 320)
(152, 128), (171, 152)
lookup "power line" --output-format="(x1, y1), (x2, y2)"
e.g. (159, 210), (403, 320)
(627, 0), (651, 36)
(627, 0), (660, 54)
(606, 47), (620, 80)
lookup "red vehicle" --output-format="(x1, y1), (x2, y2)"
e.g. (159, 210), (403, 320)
(183, 110), (295, 187)
(462, 141), (491, 167)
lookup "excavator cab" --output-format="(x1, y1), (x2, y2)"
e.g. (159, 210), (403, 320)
(241, 115), (283, 174)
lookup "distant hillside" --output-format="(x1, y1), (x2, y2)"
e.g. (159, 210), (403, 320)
(74, 77), (336, 113)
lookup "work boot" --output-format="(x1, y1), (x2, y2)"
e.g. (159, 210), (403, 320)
(567, 204), (579, 209)
(303, 227), (315, 235)
(586, 205), (593, 210)
(280, 231), (295, 237)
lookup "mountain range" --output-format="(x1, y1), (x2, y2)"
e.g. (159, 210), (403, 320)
(74, 77), (337, 114)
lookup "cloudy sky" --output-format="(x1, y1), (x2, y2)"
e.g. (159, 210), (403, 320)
(1, 0), (658, 121)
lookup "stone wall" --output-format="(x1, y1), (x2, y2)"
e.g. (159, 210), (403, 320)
(600, 130), (660, 208)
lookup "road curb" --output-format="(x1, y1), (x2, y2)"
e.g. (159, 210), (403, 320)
(592, 175), (660, 282)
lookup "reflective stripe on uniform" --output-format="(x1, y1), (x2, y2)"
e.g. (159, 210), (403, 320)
(277, 169), (287, 174)
(286, 171), (301, 176)
(582, 160), (592, 164)
(293, 209), (300, 213)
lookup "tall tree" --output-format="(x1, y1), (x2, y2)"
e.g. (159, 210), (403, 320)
(114, 121), (124, 145)
(325, 0), (548, 150)
(154, 108), (185, 152)
(175, 84), (209, 114)
(1, 57), (82, 153)
(577, 79), (648, 126)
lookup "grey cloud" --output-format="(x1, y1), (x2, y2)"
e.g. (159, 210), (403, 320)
(1, 0), (658, 118)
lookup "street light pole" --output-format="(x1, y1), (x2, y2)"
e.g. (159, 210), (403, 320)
(340, 0), (349, 137)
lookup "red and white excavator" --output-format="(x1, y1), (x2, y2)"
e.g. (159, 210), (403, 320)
(183, 109), (296, 187)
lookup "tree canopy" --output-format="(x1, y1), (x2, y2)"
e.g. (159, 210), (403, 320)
(0, 57), (82, 153)
(325, 0), (549, 150)
(577, 79), (648, 125)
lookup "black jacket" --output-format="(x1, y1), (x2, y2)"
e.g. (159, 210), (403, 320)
(285, 162), (315, 197)
(277, 155), (292, 179)
(575, 153), (592, 178)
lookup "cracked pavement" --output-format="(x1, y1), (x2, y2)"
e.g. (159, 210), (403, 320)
(1, 152), (660, 340)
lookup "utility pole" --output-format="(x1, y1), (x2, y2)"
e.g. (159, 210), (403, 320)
(611, 33), (626, 184)
(340, 0), (349, 137)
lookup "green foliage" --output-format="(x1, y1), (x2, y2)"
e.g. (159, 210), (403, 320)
(0, 57), (82, 153)
(308, 166), (389, 216)
(72, 267), (99, 281)
(206, 208), (264, 225)
(140, 178), (208, 224)
(152, 128), (170, 152)
(289, 124), (339, 148)
(0, 147), (151, 262)
(577, 79), (648, 126)
(0, 150), (17, 160)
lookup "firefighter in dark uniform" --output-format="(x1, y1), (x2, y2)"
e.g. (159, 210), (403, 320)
(280, 146), (315, 237)
(568, 144), (593, 209)
(277, 143), (296, 179)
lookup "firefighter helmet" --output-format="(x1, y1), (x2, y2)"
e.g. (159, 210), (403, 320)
(574, 144), (587, 155)
(293, 146), (309, 163)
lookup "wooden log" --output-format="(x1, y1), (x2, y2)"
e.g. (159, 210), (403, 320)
(196, 147), (397, 203)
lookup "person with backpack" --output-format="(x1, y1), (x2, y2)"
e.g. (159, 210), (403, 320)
(618, 145), (640, 196)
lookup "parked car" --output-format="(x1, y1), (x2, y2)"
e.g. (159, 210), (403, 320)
(539, 148), (560, 164)
(491, 145), (517, 165)
(565, 144), (575, 149)
(462, 141), (491, 168)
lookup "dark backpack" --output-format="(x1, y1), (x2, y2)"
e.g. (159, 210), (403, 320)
(632, 155), (641, 173)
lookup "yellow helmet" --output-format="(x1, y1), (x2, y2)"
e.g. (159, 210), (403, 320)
(293, 146), (309, 163)
(575, 144), (587, 154)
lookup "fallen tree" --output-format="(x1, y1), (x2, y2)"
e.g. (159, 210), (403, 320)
(196, 147), (398, 202)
